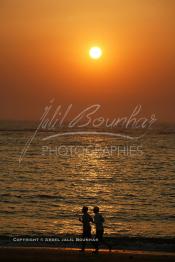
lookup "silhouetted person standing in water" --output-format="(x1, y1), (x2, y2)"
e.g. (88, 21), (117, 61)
(93, 206), (111, 253)
(79, 206), (93, 251)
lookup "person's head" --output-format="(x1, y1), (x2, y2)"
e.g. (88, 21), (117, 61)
(93, 206), (99, 214)
(82, 206), (88, 214)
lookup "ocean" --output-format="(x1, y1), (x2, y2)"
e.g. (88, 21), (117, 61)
(0, 121), (175, 240)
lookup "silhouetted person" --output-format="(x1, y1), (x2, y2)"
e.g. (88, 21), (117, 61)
(79, 206), (93, 251)
(93, 206), (111, 253)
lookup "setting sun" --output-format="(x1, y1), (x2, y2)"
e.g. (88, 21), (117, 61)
(89, 47), (102, 60)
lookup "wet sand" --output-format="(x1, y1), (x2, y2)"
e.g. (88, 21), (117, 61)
(0, 247), (174, 262)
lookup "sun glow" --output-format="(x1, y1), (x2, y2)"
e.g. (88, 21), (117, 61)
(89, 47), (102, 60)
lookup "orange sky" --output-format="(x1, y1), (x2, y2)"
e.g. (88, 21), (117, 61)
(0, 0), (175, 122)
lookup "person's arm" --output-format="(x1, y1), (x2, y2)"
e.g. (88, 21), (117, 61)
(99, 214), (105, 223)
(101, 215), (105, 223)
(93, 216), (97, 225)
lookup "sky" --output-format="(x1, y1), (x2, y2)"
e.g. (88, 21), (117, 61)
(0, 0), (175, 122)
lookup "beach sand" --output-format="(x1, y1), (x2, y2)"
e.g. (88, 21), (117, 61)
(0, 247), (174, 262)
